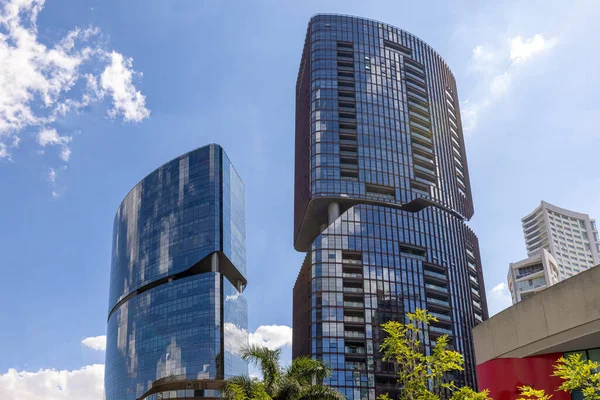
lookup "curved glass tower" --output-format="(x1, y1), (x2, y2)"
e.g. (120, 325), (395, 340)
(105, 144), (248, 400)
(292, 15), (488, 399)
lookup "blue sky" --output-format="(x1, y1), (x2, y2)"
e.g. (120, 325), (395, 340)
(1, 0), (600, 397)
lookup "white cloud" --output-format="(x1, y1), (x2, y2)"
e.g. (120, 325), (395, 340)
(47, 165), (67, 198)
(488, 281), (513, 316)
(100, 52), (150, 123)
(47, 167), (56, 183)
(463, 33), (558, 135)
(510, 34), (558, 64)
(0, 0), (149, 162)
(0, 364), (105, 400)
(470, 45), (500, 74)
(81, 336), (106, 352)
(2, 324), (290, 399)
(224, 322), (248, 356)
(37, 128), (72, 162)
(249, 325), (292, 350)
(0, 142), (8, 159)
(491, 282), (506, 293)
(223, 323), (293, 355)
(489, 72), (512, 97)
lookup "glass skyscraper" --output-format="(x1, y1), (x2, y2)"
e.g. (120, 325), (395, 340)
(105, 144), (248, 400)
(292, 15), (489, 399)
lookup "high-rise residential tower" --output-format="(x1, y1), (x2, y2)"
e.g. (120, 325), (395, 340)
(292, 14), (488, 399)
(105, 144), (248, 400)
(521, 201), (600, 280)
(507, 248), (560, 303)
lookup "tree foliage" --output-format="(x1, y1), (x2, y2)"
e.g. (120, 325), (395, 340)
(226, 313), (600, 400)
(518, 385), (553, 400)
(377, 308), (490, 400)
(224, 344), (345, 400)
(516, 353), (600, 400)
(553, 353), (600, 399)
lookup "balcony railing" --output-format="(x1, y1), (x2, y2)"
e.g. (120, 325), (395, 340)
(345, 362), (366, 370)
(344, 301), (363, 308)
(343, 287), (363, 293)
(424, 270), (446, 280)
(427, 298), (450, 308)
(340, 163), (358, 170)
(408, 100), (429, 114)
(406, 80), (427, 95)
(429, 312), (451, 321)
(426, 284), (448, 294)
(344, 316), (365, 323)
(340, 150), (358, 158)
(411, 131), (433, 146)
(430, 326), (453, 335)
(343, 273), (362, 279)
(344, 331), (365, 339)
(410, 119), (432, 134)
(345, 347), (366, 354)
(342, 259), (362, 265)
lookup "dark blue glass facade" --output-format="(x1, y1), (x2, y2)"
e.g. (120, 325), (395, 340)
(292, 15), (488, 399)
(105, 144), (248, 400)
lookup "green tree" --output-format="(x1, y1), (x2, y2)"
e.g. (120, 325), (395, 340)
(377, 308), (491, 400)
(553, 353), (600, 399)
(517, 353), (600, 400)
(224, 344), (345, 400)
(518, 385), (552, 400)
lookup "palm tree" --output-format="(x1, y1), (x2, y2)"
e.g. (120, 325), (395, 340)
(224, 344), (345, 400)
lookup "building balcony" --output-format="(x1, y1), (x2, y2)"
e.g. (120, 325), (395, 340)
(425, 284), (449, 294)
(343, 286), (363, 294)
(411, 131), (433, 146)
(339, 150), (358, 158)
(429, 312), (452, 322)
(430, 325), (453, 335)
(405, 70), (426, 85)
(427, 297), (450, 308)
(343, 301), (364, 308)
(410, 119), (432, 133)
(345, 346), (366, 354)
(424, 270), (447, 280)
(344, 362), (366, 370)
(344, 331), (366, 339)
(408, 101), (430, 115)
(406, 79), (427, 94)
(344, 315), (365, 323)
(408, 109), (430, 125)
(340, 163), (358, 171)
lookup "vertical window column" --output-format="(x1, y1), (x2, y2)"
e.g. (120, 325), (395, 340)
(466, 243), (483, 323)
(445, 86), (467, 198)
(337, 41), (359, 180)
(341, 252), (367, 371)
(423, 262), (454, 341)
(404, 60), (436, 195)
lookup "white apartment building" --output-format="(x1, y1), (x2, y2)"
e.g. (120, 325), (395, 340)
(508, 201), (600, 304)
(521, 201), (600, 280)
(507, 249), (560, 303)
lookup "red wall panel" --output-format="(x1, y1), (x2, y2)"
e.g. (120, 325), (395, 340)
(476, 354), (569, 400)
